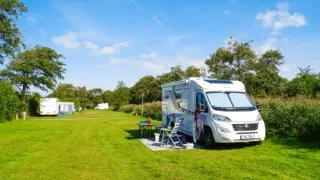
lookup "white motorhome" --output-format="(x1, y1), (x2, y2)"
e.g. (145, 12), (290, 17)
(40, 98), (59, 116)
(95, 103), (109, 110)
(161, 76), (266, 147)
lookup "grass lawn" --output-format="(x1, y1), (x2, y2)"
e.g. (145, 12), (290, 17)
(0, 110), (319, 180)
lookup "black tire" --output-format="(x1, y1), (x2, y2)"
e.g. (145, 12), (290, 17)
(203, 126), (216, 148)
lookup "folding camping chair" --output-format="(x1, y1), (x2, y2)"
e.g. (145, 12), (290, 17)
(160, 118), (184, 148)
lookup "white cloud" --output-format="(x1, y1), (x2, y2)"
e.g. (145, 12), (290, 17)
(140, 52), (157, 59)
(256, 2), (307, 35)
(109, 58), (128, 65)
(27, 16), (36, 23)
(82, 41), (129, 55)
(99, 46), (117, 55)
(98, 42), (129, 55)
(112, 42), (129, 49)
(153, 16), (160, 24)
(223, 10), (230, 15)
(259, 38), (278, 54)
(51, 32), (80, 49)
(84, 41), (99, 51)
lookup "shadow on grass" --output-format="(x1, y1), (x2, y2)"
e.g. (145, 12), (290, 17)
(124, 129), (159, 140)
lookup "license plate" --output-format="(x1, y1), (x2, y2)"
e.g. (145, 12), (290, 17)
(240, 134), (254, 140)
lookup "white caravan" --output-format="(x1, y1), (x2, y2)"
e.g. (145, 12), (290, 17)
(95, 103), (109, 110)
(40, 98), (59, 116)
(161, 77), (266, 147)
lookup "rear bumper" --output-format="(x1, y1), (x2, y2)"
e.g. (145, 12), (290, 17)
(213, 120), (266, 143)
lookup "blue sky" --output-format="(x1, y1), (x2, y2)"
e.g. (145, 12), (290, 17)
(17, 0), (320, 94)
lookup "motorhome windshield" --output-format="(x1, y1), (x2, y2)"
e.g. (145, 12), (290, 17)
(206, 92), (255, 111)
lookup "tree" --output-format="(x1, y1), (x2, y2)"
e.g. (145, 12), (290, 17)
(75, 86), (88, 109)
(185, 65), (200, 77)
(246, 50), (285, 96)
(157, 65), (186, 84)
(50, 83), (76, 100)
(0, 45), (65, 111)
(205, 37), (256, 80)
(130, 75), (161, 104)
(112, 81), (131, 110)
(0, 0), (27, 64)
(205, 37), (287, 97)
(87, 88), (104, 107)
(0, 80), (20, 122)
(102, 90), (114, 105)
(287, 66), (320, 97)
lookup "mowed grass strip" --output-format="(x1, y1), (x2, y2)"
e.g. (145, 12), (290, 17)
(0, 110), (319, 180)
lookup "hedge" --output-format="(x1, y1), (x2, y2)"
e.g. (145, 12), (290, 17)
(0, 81), (20, 122)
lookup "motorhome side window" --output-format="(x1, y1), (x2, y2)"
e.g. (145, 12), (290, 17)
(196, 92), (208, 113)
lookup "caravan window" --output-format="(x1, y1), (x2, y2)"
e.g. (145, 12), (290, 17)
(196, 92), (208, 113)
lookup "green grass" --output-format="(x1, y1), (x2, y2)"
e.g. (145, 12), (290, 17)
(1, 110), (319, 180)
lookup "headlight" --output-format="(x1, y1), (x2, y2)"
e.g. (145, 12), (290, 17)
(213, 114), (231, 122)
(219, 127), (231, 133)
(256, 114), (262, 121)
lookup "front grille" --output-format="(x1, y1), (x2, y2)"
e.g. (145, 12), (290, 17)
(232, 123), (258, 131)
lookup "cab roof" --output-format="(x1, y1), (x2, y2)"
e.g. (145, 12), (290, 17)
(161, 77), (246, 92)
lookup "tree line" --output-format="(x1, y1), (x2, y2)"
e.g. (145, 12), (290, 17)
(48, 65), (201, 111)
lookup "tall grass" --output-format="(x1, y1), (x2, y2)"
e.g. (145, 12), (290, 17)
(120, 98), (320, 142)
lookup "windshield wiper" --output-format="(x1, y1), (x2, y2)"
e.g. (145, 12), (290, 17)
(234, 107), (253, 110)
(213, 106), (253, 111)
(213, 106), (236, 110)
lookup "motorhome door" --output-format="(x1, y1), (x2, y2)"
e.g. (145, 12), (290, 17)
(193, 91), (210, 141)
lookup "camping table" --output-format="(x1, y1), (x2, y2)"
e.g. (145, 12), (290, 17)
(137, 122), (158, 139)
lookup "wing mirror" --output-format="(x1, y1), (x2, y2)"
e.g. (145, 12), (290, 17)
(196, 103), (206, 112)
(255, 103), (261, 112)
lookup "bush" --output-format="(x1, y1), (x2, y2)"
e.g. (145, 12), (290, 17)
(0, 81), (20, 122)
(261, 99), (320, 142)
(119, 102), (162, 120)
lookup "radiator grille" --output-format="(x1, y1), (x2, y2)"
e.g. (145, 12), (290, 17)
(232, 123), (258, 131)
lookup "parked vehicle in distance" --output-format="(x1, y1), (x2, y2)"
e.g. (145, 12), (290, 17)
(161, 72), (266, 148)
(59, 102), (76, 114)
(95, 103), (109, 110)
(40, 98), (59, 116)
